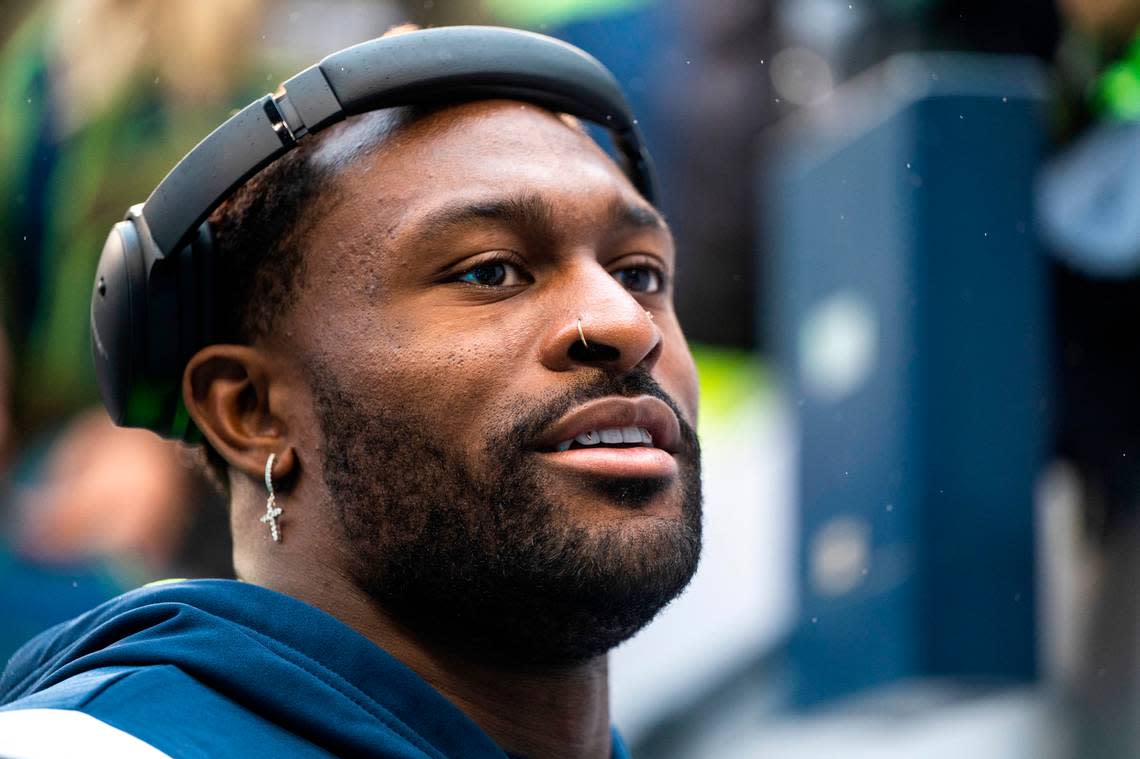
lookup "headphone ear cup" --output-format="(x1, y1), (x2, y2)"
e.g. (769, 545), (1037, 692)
(91, 220), (149, 428)
(92, 217), (215, 438)
(167, 221), (217, 441)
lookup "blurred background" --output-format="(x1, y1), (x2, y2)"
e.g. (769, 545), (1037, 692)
(3, 0), (1140, 756)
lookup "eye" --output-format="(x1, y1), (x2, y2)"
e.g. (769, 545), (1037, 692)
(456, 260), (528, 287)
(614, 265), (664, 294)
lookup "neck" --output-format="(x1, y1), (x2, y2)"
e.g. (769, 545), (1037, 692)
(399, 635), (612, 759)
(249, 564), (613, 759)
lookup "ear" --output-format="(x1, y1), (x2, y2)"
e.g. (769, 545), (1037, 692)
(182, 344), (297, 485)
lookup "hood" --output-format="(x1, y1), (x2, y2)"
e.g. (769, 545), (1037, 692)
(0, 579), (507, 758)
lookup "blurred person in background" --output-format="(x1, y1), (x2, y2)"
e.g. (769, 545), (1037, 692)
(0, 410), (232, 663)
(1040, 0), (1140, 755)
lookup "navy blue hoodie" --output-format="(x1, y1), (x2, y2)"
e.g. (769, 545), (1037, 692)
(0, 579), (630, 758)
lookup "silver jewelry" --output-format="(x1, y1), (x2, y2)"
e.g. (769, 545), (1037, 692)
(577, 318), (589, 349)
(260, 453), (283, 543)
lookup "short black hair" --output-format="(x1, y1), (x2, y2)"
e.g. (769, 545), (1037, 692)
(196, 106), (423, 492)
(209, 140), (329, 344)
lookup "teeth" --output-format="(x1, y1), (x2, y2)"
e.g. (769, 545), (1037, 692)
(556, 427), (655, 451)
(575, 430), (600, 445)
(599, 428), (624, 444)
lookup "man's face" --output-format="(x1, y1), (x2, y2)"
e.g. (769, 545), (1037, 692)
(283, 101), (702, 666)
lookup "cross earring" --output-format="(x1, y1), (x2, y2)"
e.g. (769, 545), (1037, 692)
(260, 453), (283, 543)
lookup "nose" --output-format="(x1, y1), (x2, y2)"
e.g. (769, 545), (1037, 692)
(539, 264), (662, 374)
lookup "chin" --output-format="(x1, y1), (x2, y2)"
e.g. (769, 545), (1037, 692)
(549, 473), (684, 521)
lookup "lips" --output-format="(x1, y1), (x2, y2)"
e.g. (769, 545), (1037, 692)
(535, 396), (682, 455)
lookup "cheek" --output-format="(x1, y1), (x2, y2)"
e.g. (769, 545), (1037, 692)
(317, 306), (536, 438)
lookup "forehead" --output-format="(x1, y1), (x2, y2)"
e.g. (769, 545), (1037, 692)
(327, 99), (631, 186)
(305, 101), (659, 253)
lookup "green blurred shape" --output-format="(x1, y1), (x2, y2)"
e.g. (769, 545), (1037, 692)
(690, 343), (768, 435)
(484, 0), (653, 28)
(1095, 31), (1140, 121)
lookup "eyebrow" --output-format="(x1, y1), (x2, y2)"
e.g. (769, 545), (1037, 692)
(417, 192), (668, 239)
(607, 201), (667, 233)
(427, 194), (556, 235)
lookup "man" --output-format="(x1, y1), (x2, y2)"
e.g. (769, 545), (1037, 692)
(0, 26), (703, 759)
(1037, 2), (1140, 756)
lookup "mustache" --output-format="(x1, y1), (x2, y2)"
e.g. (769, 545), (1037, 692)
(505, 367), (698, 453)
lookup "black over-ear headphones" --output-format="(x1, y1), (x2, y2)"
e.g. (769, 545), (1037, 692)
(90, 25), (657, 440)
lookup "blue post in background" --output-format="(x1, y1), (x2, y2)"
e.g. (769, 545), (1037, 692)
(766, 53), (1052, 707)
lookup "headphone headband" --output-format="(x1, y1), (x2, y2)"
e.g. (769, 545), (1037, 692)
(92, 26), (657, 438)
(141, 26), (655, 256)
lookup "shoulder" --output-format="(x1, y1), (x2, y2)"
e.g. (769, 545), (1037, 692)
(0, 707), (171, 758)
(3, 665), (335, 759)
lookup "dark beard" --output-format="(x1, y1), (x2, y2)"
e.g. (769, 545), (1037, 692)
(311, 364), (702, 668)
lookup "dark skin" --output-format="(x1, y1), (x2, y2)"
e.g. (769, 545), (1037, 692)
(184, 101), (700, 759)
